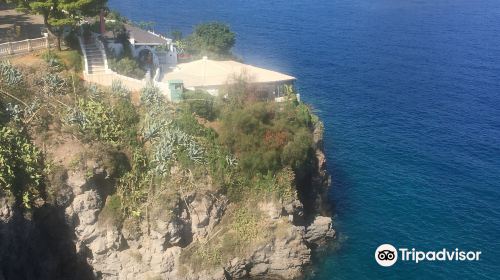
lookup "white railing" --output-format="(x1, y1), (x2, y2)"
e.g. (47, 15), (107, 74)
(77, 36), (89, 74)
(0, 36), (49, 56)
(144, 69), (151, 81)
(153, 67), (161, 82)
(275, 93), (300, 103)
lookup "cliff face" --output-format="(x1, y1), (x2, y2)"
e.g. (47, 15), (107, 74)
(0, 122), (333, 280)
(0, 197), (94, 280)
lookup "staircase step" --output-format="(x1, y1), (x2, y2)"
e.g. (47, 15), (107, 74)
(83, 42), (107, 74)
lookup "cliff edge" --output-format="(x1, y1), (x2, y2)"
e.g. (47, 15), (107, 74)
(0, 55), (334, 279)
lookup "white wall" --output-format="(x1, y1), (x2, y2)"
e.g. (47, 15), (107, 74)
(107, 42), (123, 57)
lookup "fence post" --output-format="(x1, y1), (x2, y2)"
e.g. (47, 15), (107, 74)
(8, 42), (13, 54)
(27, 39), (32, 51)
(45, 36), (49, 48)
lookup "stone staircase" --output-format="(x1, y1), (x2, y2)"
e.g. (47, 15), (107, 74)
(82, 39), (106, 74)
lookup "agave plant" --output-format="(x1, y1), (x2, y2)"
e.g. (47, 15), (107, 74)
(187, 141), (205, 164)
(151, 127), (207, 172)
(140, 83), (164, 107)
(88, 84), (102, 99)
(0, 61), (23, 87)
(24, 98), (41, 116)
(152, 138), (175, 173)
(46, 57), (63, 72)
(42, 51), (63, 72)
(63, 106), (88, 129)
(41, 73), (67, 96)
(111, 79), (130, 98)
(141, 113), (170, 142)
(225, 154), (238, 166)
(142, 119), (162, 142)
(5, 103), (23, 122)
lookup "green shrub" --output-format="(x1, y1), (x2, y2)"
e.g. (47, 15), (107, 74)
(171, 108), (215, 138)
(0, 60), (23, 87)
(140, 83), (163, 106)
(0, 126), (44, 208)
(41, 51), (64, 71)
(39, 73), (68, 96)
(187, 22), (236, 57)
(111, 79), (130, 98)
(182, 90), (217, 120)
(99, 194), (123, 225)
(64, 98), (124, 144)
(219, 101), (315, 176)
(113, 98), (139, 144)
(110, 57), (146, 79)
(59, 50), (82, 72)
(64, 31), (80, 51)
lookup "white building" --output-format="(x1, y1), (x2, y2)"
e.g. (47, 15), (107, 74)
(163, 57), (296, 101)
(105, 23), (177, 72)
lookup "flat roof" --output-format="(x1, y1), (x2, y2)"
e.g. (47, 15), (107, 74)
(163, 58), (296, 88)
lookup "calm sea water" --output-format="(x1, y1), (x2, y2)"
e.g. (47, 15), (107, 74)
(109, 0), (500, 278)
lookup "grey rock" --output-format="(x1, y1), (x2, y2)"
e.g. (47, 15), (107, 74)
(305, 216), (335, 244)
(225, 258), (249, 278)
(55, 184), (74, 207)
(67, 170), (86, 194)
(249, 263), (269, 276)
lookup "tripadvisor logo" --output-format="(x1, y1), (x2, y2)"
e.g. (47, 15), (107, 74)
(375, 244), (398, 267)
(375, 244), (481, 267)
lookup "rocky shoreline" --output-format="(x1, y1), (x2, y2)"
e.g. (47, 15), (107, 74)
(0, 122), (334, 280)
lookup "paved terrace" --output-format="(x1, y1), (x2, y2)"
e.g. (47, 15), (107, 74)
(0, 3), (44, 44)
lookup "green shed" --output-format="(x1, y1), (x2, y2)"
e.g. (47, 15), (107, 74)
(168, 80), (184, 102)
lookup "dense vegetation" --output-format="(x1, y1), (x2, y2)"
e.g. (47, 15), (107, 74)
(0, 50), (318, 225)
(185, 22), (236, 58)
(108, 57), (146, 79)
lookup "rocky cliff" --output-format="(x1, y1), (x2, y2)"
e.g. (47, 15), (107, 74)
(0, 121), (333, 280)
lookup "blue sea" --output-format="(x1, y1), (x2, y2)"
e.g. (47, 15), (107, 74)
(109, 0), (500, 278)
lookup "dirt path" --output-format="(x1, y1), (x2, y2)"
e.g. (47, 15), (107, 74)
(0, 3), (45, 44)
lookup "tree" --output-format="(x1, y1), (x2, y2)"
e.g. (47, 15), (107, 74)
(171, 30), (183, 41)
(8, 0), (107, 50)
(188, 22), (235, 57)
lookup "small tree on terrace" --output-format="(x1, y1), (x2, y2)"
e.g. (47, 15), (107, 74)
(188, 22), (235, 57)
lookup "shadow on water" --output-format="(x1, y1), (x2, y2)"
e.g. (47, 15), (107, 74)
(300, 158), (355, 279)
